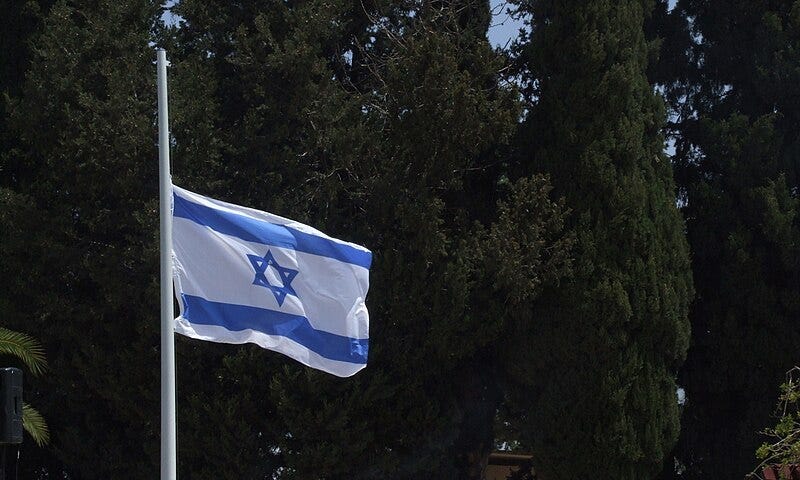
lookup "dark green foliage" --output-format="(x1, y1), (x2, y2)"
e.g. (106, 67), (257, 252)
(167, 0), (573, 478)
(0, 0), (715, 477)
(508, 0), (693, 478)
(1, 0), (573, 478)
(0, 1), (39, 100)
(0, 0), (54, 159)
(2, 0), (162, 477)
(660, 2), (800, 477)
(164, 1), (378, 476)
(0, 0), (53, 234)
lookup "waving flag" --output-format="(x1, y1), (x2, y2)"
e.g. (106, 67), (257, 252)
(170, 185), (371, 377)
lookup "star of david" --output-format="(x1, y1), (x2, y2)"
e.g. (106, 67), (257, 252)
(246, 250), (299, 306)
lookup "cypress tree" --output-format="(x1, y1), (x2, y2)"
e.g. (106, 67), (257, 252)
(661, 1), (800, 477)
(2, 1), (164, 477)
(508, 0), (693, 478)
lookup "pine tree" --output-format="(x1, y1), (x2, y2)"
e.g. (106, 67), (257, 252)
(660, 1), (800, 477)
(508, 0), (693, 478)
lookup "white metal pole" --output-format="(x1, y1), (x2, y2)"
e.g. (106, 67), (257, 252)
(157, 48), (177, 480)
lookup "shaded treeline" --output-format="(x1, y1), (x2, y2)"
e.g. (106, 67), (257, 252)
(0, 1), (795, 479)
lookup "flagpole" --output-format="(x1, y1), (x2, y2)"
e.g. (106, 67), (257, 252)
(157, 47), (177, 480)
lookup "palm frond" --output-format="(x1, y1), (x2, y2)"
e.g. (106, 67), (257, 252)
(0, 327), (47, 376)
(22, 402), (49, 446)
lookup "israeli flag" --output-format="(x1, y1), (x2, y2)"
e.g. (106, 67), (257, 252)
(171, 185), (371, 377)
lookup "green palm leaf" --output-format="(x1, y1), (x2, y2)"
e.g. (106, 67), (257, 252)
(0, 327), (47, 376)
(22, 402), (49, 446)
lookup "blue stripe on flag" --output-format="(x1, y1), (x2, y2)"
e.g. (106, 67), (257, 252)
(173, 194), (372, 270)
(180, 294), (369, 364)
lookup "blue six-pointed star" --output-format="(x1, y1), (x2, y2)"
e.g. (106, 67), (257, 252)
(246, 250), (299, 306)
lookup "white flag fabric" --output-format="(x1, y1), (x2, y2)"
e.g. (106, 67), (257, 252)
(170, 185), (371, 377)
